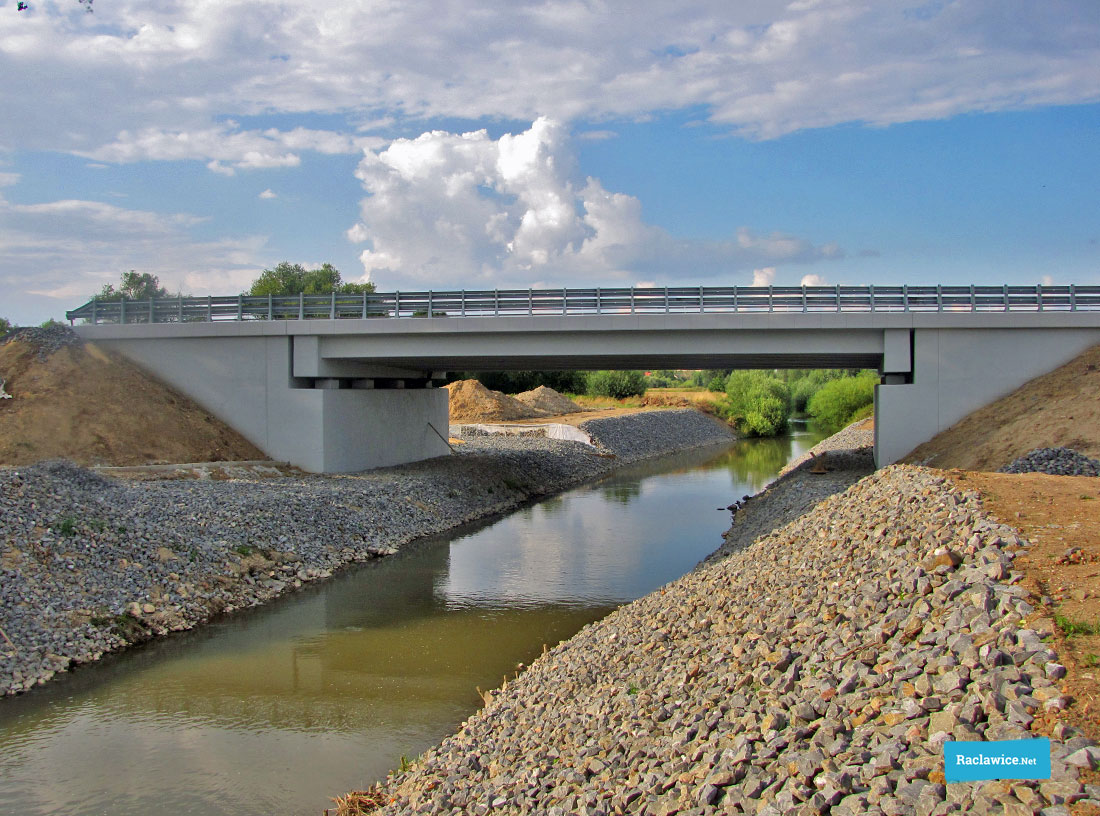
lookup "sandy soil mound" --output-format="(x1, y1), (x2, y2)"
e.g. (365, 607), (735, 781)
(445, 379), (547, 422)
(514, 385), (583, 415)
(0, 333), (266, 467)
(903, 344), (1100, 470)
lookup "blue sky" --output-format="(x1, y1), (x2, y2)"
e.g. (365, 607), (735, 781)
(1, 0), (1098, 325)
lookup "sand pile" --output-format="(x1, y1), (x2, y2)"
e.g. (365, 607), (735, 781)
(903, 343), (1100, 470)
(514, 385), (583, 415)
(0, 330), (265, 467)
(444, 379), (547, 422)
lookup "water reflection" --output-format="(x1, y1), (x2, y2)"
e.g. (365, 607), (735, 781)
(0, 429), (825, 816)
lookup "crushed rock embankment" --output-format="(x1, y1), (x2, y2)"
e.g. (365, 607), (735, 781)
(371, 464), (1098, 815)
(0, 409), (734, 696)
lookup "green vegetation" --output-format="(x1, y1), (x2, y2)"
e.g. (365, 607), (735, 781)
(806, 371), (877, 432)
(96, 271), (172, 302)
(233, 544), (254, 557)
(723, 370), (792, 437)
(1055, 614), (1100, 637)
(57, 516), (78, 537)
(586, 370), (647, 399)
(245, 262), (374, 296)
(0, 317), (12, 337)
(627, 682), (640, 695)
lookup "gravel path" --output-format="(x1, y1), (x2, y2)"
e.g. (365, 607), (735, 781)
(0, 410), (733, 696)
(370, 463), (1099, 816)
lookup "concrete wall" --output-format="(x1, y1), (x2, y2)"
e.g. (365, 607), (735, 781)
(875, 327), (1100, 466)
(95, 335), (450, 472)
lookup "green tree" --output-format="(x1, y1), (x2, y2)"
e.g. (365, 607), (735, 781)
(0, 317), (12, 337)
(723, 370), (792, 437)
(806, 371), (878, 432)
(586, 370), (647, 399)
(96, 271), (171, 301)
(245, 262), (374, 296)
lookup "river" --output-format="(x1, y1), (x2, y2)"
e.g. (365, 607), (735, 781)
(0, 423), (825, 816)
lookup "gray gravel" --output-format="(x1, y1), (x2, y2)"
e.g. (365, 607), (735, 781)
(371, 462), (1098, 816)
(1000, 447), (1100, 477)
(0, 410), (734, 696)
(1, 323), (81, 357)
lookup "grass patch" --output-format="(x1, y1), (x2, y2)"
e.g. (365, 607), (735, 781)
(57, 516), (77, 537)
(233, 544), (253, 557)
(1055, 613), (1100, 637)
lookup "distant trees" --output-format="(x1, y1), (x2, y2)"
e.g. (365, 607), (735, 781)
(0, 317), (11, 337)
(586, 370), (647, 399)
(245, 262), (374, 296)
(806, 371), (877, 431)
(462, 370), (588, 395)
(95, 271), (172, 302)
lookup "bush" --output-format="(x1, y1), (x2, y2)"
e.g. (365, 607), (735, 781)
(586, 370), (647, 399)
(706, 375), (727, 393)
(724, 371), (792, 437)
(807, 372), (877, 432)
(0, 317), (12, 337)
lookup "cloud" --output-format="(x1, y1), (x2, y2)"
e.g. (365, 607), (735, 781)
(1040, 274), (1055, 286)
(0, 172), (20, 188)
(1, 1), (1098, 155)
(75, 124), (372, 173)
(751, 267), (777, 287)
(258, 188), (277, 199)
(0, 195), (268, 305)
(801, 273), (828, 286)
(349, 119), (841, 289)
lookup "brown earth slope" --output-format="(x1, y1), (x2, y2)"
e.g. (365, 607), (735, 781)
(0, 338), (265, 466)
(903, 344), (1100, 470)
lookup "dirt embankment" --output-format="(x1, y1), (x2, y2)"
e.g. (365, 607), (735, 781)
(903, 345), (1100, 470)
(0, 333), (264, 467)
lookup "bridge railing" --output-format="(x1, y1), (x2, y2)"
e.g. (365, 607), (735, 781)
(66, 284), (1100, 324)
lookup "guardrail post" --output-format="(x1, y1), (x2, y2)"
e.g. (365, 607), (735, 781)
(528, 289), (533, 315)
(1003, 284), (1009, 311)
(330, 292), (336, 319)
(236, 295), (243, 320)
(596, 288), (601, 314)
(120, 299), (126, 325)
(562, 289), (567, 315)
(801, 287), (807, 313)
(768, 286), (773, 312)
(177, 295), (183, 322)
(268, 294), (272, 320)
(869, 284), (875, 312)
(835, 284), (841, 312)
(936, 285), (943, 311)
(461, 290), (466, 317)
(395, 290), (401, 317)
(902, 285), (909, 311)
(1071, 284), (1077, 311)
(631, 287), (636, 314)
(1037, 283), (1044, 311)
(494, 289), (499, 316)
(299, 293), (304, 320)
(733, 286), (738, 313)
(428, 290), (433, 318)
(149, 298), (155, 323)
(207, 295), (213, 321)
(969, 284), (976, 311)
(665, 287), (670, 313)
(362, 292), (368, 319)
(699, 286), (704, 313)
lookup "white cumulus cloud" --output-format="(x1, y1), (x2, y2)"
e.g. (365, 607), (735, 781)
(751, 267), (777, 287)
(349, 119), (841, 288)
(801, 273), (828, 287)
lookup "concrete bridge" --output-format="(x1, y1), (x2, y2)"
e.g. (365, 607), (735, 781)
(68, 285), (1100, 473)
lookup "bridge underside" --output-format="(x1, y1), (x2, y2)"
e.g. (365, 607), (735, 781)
(76, 314), (1100, 473)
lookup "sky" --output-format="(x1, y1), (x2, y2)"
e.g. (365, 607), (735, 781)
(1, 0), (1098, 325)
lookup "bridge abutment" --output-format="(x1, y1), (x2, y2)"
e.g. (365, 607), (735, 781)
(93, 334), (450, 473)
(875, 327), (1100, 466)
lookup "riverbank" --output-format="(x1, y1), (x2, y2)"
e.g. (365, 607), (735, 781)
(364, 439), (1100, 814)
(0, 408), (733, 697)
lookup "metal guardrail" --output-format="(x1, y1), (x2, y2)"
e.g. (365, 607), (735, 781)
(65, 284), (1100, 325)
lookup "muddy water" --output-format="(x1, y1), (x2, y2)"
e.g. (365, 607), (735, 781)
(0, 424), (826, 816)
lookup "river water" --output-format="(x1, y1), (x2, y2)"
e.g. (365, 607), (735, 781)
(0, 424), (825, 816)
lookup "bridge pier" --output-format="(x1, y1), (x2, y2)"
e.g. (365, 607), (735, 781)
(92, 334), (450, 473)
